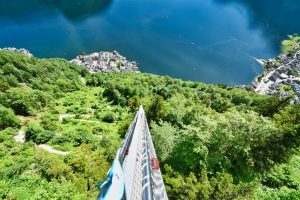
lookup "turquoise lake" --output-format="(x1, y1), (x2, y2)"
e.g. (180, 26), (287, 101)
(1, 0), (300, 85)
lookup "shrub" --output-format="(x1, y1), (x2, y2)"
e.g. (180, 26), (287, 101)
(0, 80), (10, 92)
(0, 105), (20, 130)
(102, 113), (115, 123)
(0, 128), (17, 142)
(4, 87), (49, 116)
(151, 121), (177, 162)
(117, 119), (131, 138)
(92, 125), (109, 135)
(40, 114), (58, 131)
(128, 95), (141, 111)
(25, 124), (54, 144)
(145, 95), (168, 122)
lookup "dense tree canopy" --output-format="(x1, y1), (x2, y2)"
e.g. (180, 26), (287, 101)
(0, 50), (299, 199)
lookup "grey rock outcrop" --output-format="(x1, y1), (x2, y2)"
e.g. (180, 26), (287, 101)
(0, 47), (33, 57)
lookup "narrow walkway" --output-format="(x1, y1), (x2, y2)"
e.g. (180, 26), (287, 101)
(99, 106), (168, 200)
(59, 114), (75, 121)
(36, 144), (69, 155)
(13, 127), (69, 155)
(77, 119), (101, 124)
(59, 114), (99, 123)
(14, 129), (25, 143)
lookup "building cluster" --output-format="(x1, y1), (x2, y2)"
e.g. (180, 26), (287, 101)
(71, 51), (139, 73)
(252, 50), (300, 104)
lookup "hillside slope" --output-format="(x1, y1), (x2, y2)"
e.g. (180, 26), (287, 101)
(0, 51), (299, 199)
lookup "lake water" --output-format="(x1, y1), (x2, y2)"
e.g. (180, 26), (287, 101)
(1, 0), (300, 85)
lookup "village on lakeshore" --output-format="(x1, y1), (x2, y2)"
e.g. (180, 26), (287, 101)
(71, 51), (140, 73)
(251, 49), (300, 104)
(1, 47), (299, 104)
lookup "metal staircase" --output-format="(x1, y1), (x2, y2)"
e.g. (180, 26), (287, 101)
(98, 106), (168, 200)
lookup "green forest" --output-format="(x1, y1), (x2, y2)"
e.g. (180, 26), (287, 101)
(0, 48), (299, 199)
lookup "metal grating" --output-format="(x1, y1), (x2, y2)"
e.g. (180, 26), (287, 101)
(99, 106), (168, 200)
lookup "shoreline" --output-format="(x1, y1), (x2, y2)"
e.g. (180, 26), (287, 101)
(1, 47), (298, 97)
(0, 47), (140, 73)
(71, 51), (140, 73)
(250, 49), (300, 103)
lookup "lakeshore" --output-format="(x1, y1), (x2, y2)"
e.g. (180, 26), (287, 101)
(251, 49), (300, 103)
(71, 51), (139, 73)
